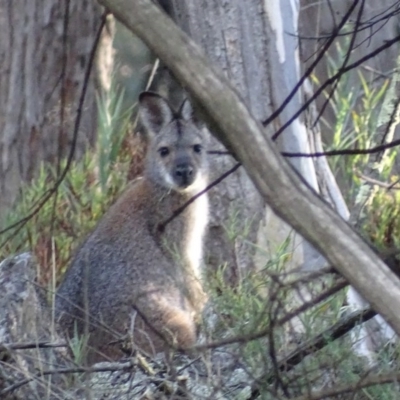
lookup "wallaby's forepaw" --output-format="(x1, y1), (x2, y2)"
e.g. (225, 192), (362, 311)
(163, 308), (197, 350)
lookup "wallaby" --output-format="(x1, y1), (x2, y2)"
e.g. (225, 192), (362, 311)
(55, 92), (209, 363)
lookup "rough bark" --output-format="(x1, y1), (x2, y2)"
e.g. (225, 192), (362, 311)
(147, 2), (342, 293)
(143, 1), (400, 354)
(151, 0), (328, 284)
(97, 0), (400, 335)
(164, 1), (266, 282)
(0, 1), (102, 223)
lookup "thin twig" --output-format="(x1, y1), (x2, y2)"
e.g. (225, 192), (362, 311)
(158, 162), (241, 232)
(355, 170), (400, 190)
(290, 371), (400, 400)
(0, 361), (135, 396)
(193, 278), (348, 351)
(249, 307), (376, 399)
(263, 0), (360, 128)
(1, 341), (67, 351)
(281, 137), (400, 158)
(270, 33), (400, 140)
(313, 0), (365, 128)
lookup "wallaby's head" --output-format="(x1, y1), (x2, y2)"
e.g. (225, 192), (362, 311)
(139, 92), (208, 193)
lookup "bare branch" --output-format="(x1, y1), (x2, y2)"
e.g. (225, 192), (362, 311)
(290, 371), (400, 400)
(282, 137), (400, 158)
(313, 0), (365, 127)
(262, 0), (360, 128)
(1, 341), (67, 351)
(270, 32), (400, 140)
(193, 278), (348, 351)
(249, 307), (377, 398)
(98, 0), (400, 335)
(211, 135), (400, 159)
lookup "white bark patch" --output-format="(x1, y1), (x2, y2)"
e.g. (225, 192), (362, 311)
(290, 0), (300, 78)
(291, 119), (319, 189)
(264, 0), (285, 63)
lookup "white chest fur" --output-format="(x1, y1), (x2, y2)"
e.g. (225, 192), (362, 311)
(184, 185), (209, 282)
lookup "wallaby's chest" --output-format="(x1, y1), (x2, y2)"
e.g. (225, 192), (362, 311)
(148, 198), (193, 259)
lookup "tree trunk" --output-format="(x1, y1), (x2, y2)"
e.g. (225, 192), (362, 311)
(158, 1), (343, 286)
(99, 0), (400, 356)
(0, 1), (102, 223)
(161, 0), (399, 355)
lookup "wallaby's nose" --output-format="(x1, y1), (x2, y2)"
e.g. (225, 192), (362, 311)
(175, 164), (194, 187)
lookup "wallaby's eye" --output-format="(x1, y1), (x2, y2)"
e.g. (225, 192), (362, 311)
(193, 144), (202, 154)
(159, 147), (170, 157)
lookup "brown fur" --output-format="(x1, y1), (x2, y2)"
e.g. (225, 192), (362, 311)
(55, 92), (209, 363)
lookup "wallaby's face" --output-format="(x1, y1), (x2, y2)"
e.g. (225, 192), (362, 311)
(139, 92), (208, 193)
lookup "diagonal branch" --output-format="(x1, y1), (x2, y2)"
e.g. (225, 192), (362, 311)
(262, 0), (360, 128)
(270, 32), (400, 140)
(249, 306), (377, 399)
(97, 0), (400, 337)
(290, 370), (400, 400)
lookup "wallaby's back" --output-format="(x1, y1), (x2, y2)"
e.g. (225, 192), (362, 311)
(55, 92), (209, 363)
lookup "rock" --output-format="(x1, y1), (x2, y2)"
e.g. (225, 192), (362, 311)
(0, 253), (70, 399)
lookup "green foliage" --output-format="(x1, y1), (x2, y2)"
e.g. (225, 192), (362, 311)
(1, 76), (135, 289)
(277, 36), (400, 400)
(198, 34), (400, 398)
(96, 79), (136, 194)
(316, 37), (400, 256)
(362, 182), (400, 250)
(315, 40), (390, 202)
(70, 323), (90, 365)
(204, 236), (400, 399)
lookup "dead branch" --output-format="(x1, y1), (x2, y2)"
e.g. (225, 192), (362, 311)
(98, 0), (400, 338)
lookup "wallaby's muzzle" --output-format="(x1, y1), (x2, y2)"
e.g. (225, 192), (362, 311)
(174, 163), (195, 188)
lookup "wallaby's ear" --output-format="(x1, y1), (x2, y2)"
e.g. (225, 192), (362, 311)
(178, 98), (195, 121)
(179, 98), (205, 129)
(138, 92), (174, 134)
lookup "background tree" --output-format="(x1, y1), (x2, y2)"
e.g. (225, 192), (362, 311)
(145, 0), (385, 348)
(153, 1), (334, 285)
(0, 1), (102, 223)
